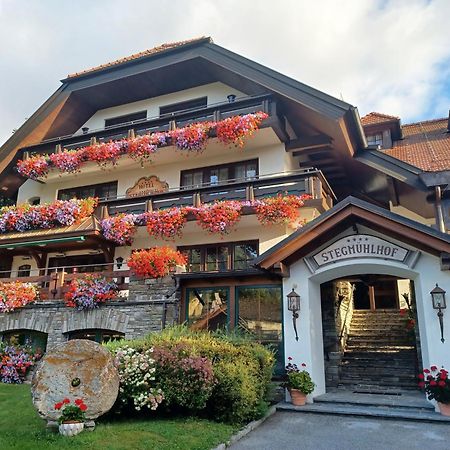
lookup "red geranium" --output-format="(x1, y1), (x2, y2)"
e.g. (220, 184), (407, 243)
(128, 247), (186, 279)
(253, 194), (310, 226)
(420, 365), (450, 404)
(216, 112), (268, 147)
(191, 201), (242, 235)
(146, 207), (187, 240)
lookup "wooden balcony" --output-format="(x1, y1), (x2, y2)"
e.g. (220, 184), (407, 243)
(20, 94), (288, 156)
(0, 264), (130, 302)
(98, 169), (335, 216)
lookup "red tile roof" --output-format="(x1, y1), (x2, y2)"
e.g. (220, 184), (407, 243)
(361, 112), (400, 126)
(66, 37), (212, 79)
(384, 118), (450, 172)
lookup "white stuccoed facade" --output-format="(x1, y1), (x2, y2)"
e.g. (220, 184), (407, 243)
(282, 227), (450, 407)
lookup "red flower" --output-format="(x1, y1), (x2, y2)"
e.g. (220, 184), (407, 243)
(54, 402), (63, 410)
(427, 375), (433, 380)
(423, 369), (430, 374)
(430, 380), (437, 386)
(440, 372), (448, 380)
(79, 404), (88, 412)
(74, 399), (83, 406)
(301, 363), (307, 367)
(438, 381), (446, 387)
(430, 365), (438, 371)
(418, 382), (425, 389)
(288, 357), (292, 361)
(63, 398), (70, 404)
(128, 247), (186, 279)
(418, 374), (424, 380)
(399, 309), (407, 316)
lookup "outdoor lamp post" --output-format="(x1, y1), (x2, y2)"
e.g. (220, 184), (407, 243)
(287, 288), (301, 341)
(431, 284), (446, 343)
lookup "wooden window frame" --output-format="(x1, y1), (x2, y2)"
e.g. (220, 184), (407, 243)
(180, 159), (259, 188)
(178, 240), (259, 273)
(57, 181), (118, 201)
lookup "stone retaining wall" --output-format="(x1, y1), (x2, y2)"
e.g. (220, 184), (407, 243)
(0, 276), (180, 350)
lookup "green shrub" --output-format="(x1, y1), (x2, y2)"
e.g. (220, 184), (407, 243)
(104, 325), (275, 424)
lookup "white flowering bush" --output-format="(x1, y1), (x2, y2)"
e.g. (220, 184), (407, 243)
(114, 346), (164, 411)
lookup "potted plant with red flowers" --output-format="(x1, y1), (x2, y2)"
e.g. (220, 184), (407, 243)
(284, 357), (315, 406)
(54, 398), (87, 436)
(419, 365), (450, 416)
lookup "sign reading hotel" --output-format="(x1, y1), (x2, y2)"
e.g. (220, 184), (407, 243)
(126, 176), (169, 198)
(312, 235), (410, 267)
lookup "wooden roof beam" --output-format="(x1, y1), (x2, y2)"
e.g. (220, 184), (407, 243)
(286, 134), (333, 152)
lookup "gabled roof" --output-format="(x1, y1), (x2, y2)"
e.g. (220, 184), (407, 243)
(66, 37), (211, 80)
(361, 112), (400, 126)
(254, 196), (450, 269)
(384, 118), (450, 172)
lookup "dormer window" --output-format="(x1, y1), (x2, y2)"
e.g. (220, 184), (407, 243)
(367, 133), (383, 148)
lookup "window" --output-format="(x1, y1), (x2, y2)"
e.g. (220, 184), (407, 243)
(104, 111), (147, 128)
(58, 181), (118, 201)
(179, 241), (258, 272)
(17, 264), (31, 277)
(180, 160), (258, 188)
(236, 286), (283, 374)
(28, 197), (40, 206)
(160, 97), (207, 117)
(48, 254), (106, 274)
(1, 330), (48, 353)
(187, 287), (229, 331)
(68, 329), (124, 343)
(367, 133), (383, 147)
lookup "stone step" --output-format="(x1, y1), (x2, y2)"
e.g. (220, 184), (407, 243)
(277, 401), (450, 423)
(339, 362), (418, 371)
(345, 345), (415, 351)
(338, 379), (419, 389)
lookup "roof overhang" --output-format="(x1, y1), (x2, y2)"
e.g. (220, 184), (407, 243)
(254, 196), (450, 270)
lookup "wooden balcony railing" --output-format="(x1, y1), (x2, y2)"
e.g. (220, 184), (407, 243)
(20, 94), (288, 156)
(98, 169), (335, 216)
(0, 264), (130, 302)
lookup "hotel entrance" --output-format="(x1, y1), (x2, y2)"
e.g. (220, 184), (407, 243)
(320, 275), (421, 392)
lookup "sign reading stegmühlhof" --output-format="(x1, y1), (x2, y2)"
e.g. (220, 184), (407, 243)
(312, 235), (409, 267)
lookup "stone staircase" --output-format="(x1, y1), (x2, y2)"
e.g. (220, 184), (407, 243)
(338, 310), (419, 391)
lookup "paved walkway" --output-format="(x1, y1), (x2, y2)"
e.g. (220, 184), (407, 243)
(230, 411), (450, 450)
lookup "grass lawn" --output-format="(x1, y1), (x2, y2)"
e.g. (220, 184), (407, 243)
(0, 383), (237, 450)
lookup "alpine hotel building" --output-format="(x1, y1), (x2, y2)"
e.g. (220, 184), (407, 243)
(0, 38), (449, 400)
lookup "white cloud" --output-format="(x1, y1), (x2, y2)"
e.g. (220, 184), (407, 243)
(0, 0), (449, 145)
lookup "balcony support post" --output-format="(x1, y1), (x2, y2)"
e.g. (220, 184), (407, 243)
(193, 193), (202, 208)
(128, 129), (135, 139)
(145, 199), (153, 212)
(246, 185), (255, 202)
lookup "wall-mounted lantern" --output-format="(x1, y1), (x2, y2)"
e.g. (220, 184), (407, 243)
(287, 288), (301, 341)
(431, 284), (446, 343)
(116, 256), (124, 270)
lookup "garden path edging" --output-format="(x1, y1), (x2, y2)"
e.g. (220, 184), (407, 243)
(211, 406), (276, 450)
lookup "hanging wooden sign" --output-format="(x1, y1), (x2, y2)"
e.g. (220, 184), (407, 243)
(126, 176), (169, 198)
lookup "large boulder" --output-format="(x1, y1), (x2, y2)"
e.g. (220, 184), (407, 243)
(32, 339), (119, 421)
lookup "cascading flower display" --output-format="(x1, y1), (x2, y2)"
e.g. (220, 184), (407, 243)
(216, 112), (268, 147)
(146, 207), (188, 241)
(253, 194), (310, 225)
(128, 247), (186, 279)
(191, 200), (243, 235)
(16, 112), (268, 178)
(0, 281), (39, 313)
(64, 275), (118, 310)
(49, 150), (85, 173)
(101, 214), (137, 245)
(16, 154), (49, 179)
(0, 198), (97, 233)
(0, 343), (41, 383)
(170, 122), (211, 152)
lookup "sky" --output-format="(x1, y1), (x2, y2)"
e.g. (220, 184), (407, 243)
(0, 0), (449, 146)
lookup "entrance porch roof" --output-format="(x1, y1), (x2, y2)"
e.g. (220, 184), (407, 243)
(254, 196), (450, 270)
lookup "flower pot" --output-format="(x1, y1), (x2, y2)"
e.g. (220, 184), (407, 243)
(289, 388), (307, 406)
(59, 422), (84, 437)
(438, 402), (450, 417)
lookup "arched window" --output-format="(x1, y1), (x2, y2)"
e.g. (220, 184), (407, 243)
(67, 329), (124, 344)
(1, 330), (48, 353)
(18, 264), (31, 277)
